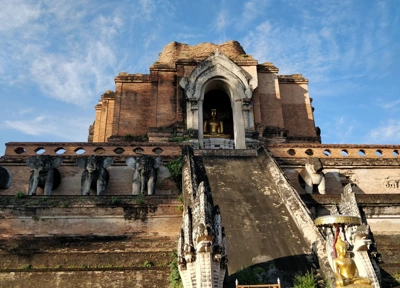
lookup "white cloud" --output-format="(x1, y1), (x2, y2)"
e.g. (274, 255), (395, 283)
(368, 120), (400, 143)
(3, 114), (92, 141)
(0, 0), (41, 32)
(240, 0), (271, 26)
(377, 99), (400, 109)
(216, 10), (228, 32)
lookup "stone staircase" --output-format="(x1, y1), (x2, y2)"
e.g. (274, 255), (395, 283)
(199, 148), (332, 287)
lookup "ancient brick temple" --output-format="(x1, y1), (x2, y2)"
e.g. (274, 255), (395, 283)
(1, 41), (399, 288)
(90, 41), (320, 148)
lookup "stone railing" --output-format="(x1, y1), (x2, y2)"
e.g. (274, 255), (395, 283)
(3, 142), (184, 157)
(266, 144), (400, 159)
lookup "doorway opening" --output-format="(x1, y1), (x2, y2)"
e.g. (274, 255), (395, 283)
(203, 89), (234, 139)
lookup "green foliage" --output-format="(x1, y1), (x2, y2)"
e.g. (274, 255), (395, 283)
(142, 261), (154, 267)
(55, 264), (62, 269)
(253, 267), (265, 275)
(176, 195), (184, 212)
(167, 157), (182, 193)
(169, 136), (190, 143)
(394, 272), (400, 282)
(135, 194), (145, 205)
(111, 196), (121, 205)
(169, 250), (183, 288)
(167, 157), (182, 179)
(62, 201), (70, 208)
(324, 278), (331, 288)
(15, 191), (26, 199)
(236, 266), (262, 285)
(19, 264), (32, 269)
(293, 270), (317, 288)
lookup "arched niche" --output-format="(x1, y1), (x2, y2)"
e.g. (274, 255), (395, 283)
(180, 50), (255, 149)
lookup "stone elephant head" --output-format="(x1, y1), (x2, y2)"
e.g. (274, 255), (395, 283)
(26, 155), (63, 195)
(299, 157), (325, 194)
(126, 155), (162, 195)
(77, 156), (113, 195)
(0, 166), (12, 189)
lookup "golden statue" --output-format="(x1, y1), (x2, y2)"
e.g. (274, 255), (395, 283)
(333, 237), (372, 287)
(204, 109), (224, 135)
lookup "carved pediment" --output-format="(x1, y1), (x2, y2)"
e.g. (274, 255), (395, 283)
(179, 49), (257, 100)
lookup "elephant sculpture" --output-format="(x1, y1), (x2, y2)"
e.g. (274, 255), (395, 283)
(299, 157), (326, 194)
(26, 155), (63, 195)
(126, 155), (162, 195)
(0, 166), (12, 189)
(77, 156), (113, 195)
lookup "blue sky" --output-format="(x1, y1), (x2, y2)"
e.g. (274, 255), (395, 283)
(0, 0), (399, 153)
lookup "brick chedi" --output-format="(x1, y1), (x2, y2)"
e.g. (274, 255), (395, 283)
(90, 41), (320, 148)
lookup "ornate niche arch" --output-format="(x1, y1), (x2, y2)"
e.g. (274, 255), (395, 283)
(179, 50), (256, 149)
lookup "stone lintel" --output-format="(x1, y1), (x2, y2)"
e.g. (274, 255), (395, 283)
(114, 73), (151, 83)
(278, 74), (309, 83)
(233, 59), (258, 66)
(257, 62), (279, 73)
(150, 64), (177, 72)
(194, 149), (257, 157)
(176, 59), (199, 65)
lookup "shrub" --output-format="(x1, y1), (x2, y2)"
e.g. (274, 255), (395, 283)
(293, 270), (317, 288)
(236, 266), (261, 285)
(19, 264), (32, 269)
(167, 157), (182, 193)
(142, 261), (154, 267)
(15, 191), (26, 199)
(169, 250), (183, 288)
(111, 196), (121, 205)
(135, 194), (145, 205)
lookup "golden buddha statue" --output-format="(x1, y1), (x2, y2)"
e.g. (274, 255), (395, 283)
(333, 237), (372, 287)
(204, 109), (224, 136)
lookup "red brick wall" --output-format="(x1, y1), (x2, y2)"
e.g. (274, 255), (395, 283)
(279, 83), (316, 137)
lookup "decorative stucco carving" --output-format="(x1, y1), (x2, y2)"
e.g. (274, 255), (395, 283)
(179, 49), (256, 100)
(179, 146), (227, 288)
(299, 157), (326, 194)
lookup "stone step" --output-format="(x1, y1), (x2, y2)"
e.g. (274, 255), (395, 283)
(0, 235), (177, 270)
(374, 234), (400, 264)
(0, 267), (170, 288)
(0, 235), (177, 253)
(0, 251), (173, 270)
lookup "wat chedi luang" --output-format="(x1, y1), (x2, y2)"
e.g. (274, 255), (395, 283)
(0, 40), (399, 287)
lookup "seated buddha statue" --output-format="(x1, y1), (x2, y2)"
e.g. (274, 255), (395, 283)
(333, 237), (372, 287)
(204, 109), (224, 135)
